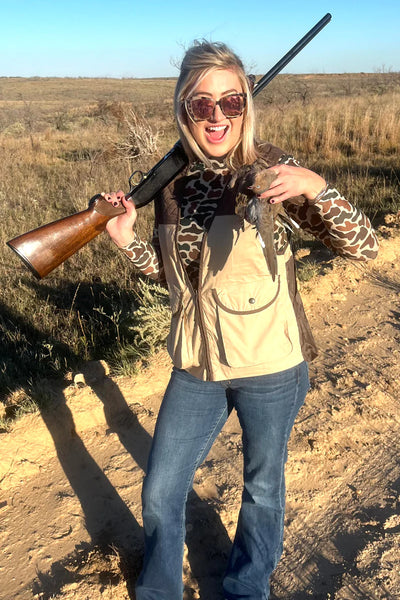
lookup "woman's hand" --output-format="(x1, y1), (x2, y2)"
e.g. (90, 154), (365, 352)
(259, 164), (326, 204)
(103, 190), (138, 247)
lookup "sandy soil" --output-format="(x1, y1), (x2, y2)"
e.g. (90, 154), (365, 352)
(1, 221), (400, 600)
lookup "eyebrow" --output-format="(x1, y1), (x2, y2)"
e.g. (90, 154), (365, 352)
(191, 88), (240, 97)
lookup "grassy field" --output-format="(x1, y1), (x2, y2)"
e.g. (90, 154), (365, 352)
(1, 73), (399, 421)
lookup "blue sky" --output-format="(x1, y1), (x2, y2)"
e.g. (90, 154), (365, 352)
(0, 0), (399, 77)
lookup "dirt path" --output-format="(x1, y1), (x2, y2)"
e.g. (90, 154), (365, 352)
(1, 227), (399, 600)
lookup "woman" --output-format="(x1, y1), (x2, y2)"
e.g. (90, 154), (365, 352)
(104, 41), (378, 600)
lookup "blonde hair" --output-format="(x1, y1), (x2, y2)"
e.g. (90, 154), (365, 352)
(174, 40), (260, 169)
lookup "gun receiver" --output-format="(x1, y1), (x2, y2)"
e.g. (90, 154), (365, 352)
(7, 13), (331, 279)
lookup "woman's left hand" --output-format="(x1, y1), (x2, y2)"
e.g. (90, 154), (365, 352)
(259, 164), (326, 204)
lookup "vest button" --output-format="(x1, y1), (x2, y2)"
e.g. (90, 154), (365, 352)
(249, 297), (256, 304)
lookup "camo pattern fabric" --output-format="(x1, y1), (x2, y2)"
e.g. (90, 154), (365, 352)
(285, 186), (378, 260)
(176, 161), (230, 288)
(120, 161), (231, 286)
(120, 159), (289, 283)
(119, 233), (160, 279)
(275, 154), (378, 261)
(119, 154), (378, 280)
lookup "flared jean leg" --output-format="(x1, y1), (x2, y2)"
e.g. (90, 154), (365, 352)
(135, 368), (229, 600)
(223, 362), (309, 600)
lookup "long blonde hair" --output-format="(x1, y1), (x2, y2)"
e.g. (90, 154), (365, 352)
(174, 41), (260, 169)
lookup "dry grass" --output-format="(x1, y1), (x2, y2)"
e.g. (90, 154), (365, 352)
(1, 73), (399, 415)
(257, 93), (400, 160)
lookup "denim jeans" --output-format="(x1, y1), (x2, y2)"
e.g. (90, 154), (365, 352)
(135, 361), (309, 600)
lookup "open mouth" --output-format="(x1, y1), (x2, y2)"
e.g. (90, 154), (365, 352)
(205, 125), (228, 143)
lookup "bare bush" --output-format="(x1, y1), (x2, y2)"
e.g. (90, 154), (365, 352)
(115, 109), (162, 160)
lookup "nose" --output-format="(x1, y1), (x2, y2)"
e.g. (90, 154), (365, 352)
(209, 100), (224, 122)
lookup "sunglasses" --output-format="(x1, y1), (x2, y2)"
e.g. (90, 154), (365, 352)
(185, 93), (247, 122)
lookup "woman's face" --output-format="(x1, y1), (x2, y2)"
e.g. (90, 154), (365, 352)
(186, 69), (244, 159)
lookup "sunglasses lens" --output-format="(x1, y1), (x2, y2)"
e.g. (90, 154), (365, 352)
(220, 94), (245, 117)
(189, 97), (214, 121)
(186, 93), (246, 121)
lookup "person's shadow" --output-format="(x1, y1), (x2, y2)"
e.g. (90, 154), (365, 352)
(32, 381), (146, 597)
(1, 294), (233, 599)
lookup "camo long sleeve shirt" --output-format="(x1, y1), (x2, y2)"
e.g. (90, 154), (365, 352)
(119, 154), (379, 288)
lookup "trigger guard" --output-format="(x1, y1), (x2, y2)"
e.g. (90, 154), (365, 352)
(129, 170), (144, 190)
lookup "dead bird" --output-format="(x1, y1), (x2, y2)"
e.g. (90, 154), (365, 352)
(231, 162), (282, 281)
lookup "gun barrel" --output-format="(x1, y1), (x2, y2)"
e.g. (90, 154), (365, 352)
(253, 13), (332, 97)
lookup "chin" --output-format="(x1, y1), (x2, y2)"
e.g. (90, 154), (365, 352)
(201, 138), (239, 160)
(207, 147), (229, 158)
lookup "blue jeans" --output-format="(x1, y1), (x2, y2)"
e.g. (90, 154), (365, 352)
(135, 362), (309, 600)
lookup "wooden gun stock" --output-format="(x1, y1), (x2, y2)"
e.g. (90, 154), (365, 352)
(7, 195), (125, 279)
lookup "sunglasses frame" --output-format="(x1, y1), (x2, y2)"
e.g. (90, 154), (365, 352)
(185, 92), (247, 122)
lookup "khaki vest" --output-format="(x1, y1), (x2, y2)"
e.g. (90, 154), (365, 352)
(158, 205), (317, 382)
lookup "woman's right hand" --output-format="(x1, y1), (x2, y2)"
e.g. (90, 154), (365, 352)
(103, 191), (138, 248)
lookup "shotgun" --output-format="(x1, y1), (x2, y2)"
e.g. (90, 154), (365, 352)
(7, 13), (331, 279)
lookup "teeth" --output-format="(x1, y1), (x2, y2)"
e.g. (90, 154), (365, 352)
(207, 126), (226, 131)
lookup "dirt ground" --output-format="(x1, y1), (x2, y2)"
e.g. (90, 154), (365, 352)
(1, 221), (400, 600)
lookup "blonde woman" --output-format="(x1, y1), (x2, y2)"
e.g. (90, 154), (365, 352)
(105, 41), (378, 600)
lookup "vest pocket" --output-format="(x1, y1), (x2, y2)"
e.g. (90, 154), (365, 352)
(167, 290), (194, 369)
(212, 277), (293, 368)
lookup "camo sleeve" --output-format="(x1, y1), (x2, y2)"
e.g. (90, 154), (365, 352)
(119, 229), (164, 281)
(279, 155), (379, 261)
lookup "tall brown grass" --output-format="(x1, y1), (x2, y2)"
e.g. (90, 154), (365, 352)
(257, 93), (400, 159)
(0, 73), (399, 422)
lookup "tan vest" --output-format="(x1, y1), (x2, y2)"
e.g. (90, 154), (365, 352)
(158, 210), (317, 382)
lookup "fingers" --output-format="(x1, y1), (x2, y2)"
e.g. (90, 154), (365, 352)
(121, 194), (133, 211)
(102, 189), (139, 219)
(123, 198), (137, 220)
(102, 190), (126, 208)
(257, 164), (304, 203)
(259, 165), (326, 202)
(258, 170), (286, 203)
(260, 186), (291, 205)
